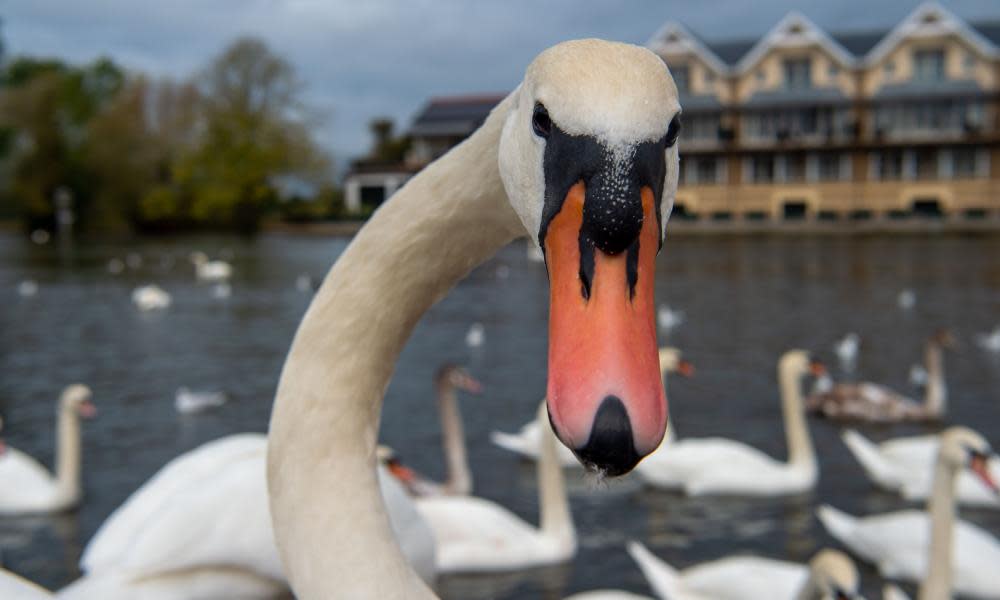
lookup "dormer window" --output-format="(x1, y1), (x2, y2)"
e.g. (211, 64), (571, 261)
(783, 58), (812, 90)
(913, 48), (945, 82)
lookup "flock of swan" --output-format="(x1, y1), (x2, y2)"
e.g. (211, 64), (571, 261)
(4, 38), (1000, 599)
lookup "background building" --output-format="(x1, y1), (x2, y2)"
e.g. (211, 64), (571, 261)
(347, 3), (999, 223)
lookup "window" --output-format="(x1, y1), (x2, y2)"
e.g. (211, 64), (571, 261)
(672, 65), (690, 93)
(953, 148), (978, 178)
(695, 157), (718, 184)
(914, 148), (937, 179)
(817, 152), (844, 181)
(883, 61), (895, 77)
(749, 155), (774, 183)
(913, 48), (945, 82)
(875, 150), (903, 180)
(783, 58), (812, 89)
(785, 153), (807, 182)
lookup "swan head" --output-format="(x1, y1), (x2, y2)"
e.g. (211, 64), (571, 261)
(806, 549), (861, 600)
(939, 426), (998, 494)
(60, 384), (96, 419)
(435, 364), (483, 394)
(929, 328), (957, 349)
(498, 39), (681, 476)
(779, 350), (826, 379)
(658, 347), (694, 377)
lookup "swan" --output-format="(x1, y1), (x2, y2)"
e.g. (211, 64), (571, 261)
(0, 567), (52, 599)
(132, 285), (171, 311)
(174, 387), (228, 415)
(465, 322), (485, 348)
(0, 384), (95, 514)
(908, 364), (927, 387)
(385, 365), (482, 497)
(898, 289), (916, 310)
(266, 39), (681, 598)
(818, 426), (1000, 599)
(414, 402), (575, 573)
(635, 350), (823, 496)
(490, 347), (693, 466)
(65, 434), (435, 598)
(977, 326), (1000, 353)
(17, 280), (38, 297)
(834, 333), (859, 371)
(626, 541), (862, 600)
(842, 428), (1000, 508)
(656, 304), (684, 332)
(189, 251), (232, 281)
(806, 330), (954, 423)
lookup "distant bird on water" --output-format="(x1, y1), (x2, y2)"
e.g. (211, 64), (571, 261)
(834, 333), (859, 370)
(190, 251), (232, 282)
(656, 304), (684, 333)
(175, 388), (227, 415)
(465, 323), (485, 348)
(132, 285), (171, 311)
(17, 280), (38, 298)
(976, 326), (1000, 353)
(897, 289), (916, 310)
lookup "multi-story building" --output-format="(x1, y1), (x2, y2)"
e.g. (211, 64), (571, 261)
(649, 2), (999, 221)
(346, 3), (1000, 223)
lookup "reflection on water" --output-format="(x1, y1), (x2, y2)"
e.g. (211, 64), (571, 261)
(1, 231), (999, 598)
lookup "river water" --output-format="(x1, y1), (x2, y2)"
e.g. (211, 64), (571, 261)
(1, 230), (999, 598)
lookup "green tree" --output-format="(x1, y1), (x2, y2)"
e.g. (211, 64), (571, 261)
(176, 37), (330, 232)
(367, 117), (410, 162)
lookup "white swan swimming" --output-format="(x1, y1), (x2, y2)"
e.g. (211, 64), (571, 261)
(0, 384), (95, 514)
(386, 365), (483, 497)
(834, 332), (859, 371)
(465, 322), (485, 348)
(977, 325), (1000, 353)
(132, 285), (171, 311)
(62, 434), (435, 598)
(806, 330), (954, 423)
(266, 39), (682, 598)
(174, 387), (228, 415)
(415, 402), (574, 573)
(626, 542), (862, 600)
(636, 350), (823, 496)
(656, 304), (684, 333)
(818, 427), (1000, 599)
(842, 428), (1000, 509)
(189, 251), (232, 281)
(17, 280), (38, 298)
(490, 347), (692, 467)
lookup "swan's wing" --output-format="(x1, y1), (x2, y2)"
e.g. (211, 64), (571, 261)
(638, 438), (787, 493)
(92, 451), (284, 583)
(415, 496), (548, 572)
(879, 436), (938, 465)
(831, 510), (928, 580)
(949, 519), (1000, 597)
(0, 448), (57, 511)
(81, 434), (267, 573)
(378, 465), (437, 585)
(682, 557), (806, 600)
(0, 567), (52, 599)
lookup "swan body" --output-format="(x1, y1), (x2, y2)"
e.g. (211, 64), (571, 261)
(843, 429), (1000, 508)
(267, 39), (681, 598)
(17, 280), (38, 297)
(415, 402), (574, 574)
(465, 323), (485, 348)
(174, 388), (227, 415)
(74, 434), (435, 597)
(626, 542), (860, 600)
(835, 333), (859, 370)
(132, 285), (171, 311)
(806, 331), (952, 423)
(636, 351), (820, 496)
(491, 347), (690, 466)
(565, 592), (652, 600)
(898, 289), (916, 310)
(0, 568), (51, 599)
(819, 427), (1000, 599)
(190, 252), (232, 281)
(0, 385), (95, 514)
(977, 326), (1000, 352)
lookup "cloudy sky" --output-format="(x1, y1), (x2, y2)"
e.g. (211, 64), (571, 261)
(5, 1), (1000, 169)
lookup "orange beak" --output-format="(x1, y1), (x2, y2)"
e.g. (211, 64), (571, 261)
(544, 182), (666, 475)
(809, 360), (827, 377)
(676, 360), (695, 378)
(79, 400), (97, 419)
(971, 453), (999, 495)
(386, 461), (418, 486)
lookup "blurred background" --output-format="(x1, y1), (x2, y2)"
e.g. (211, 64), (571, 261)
(2, 1), (1000, 598)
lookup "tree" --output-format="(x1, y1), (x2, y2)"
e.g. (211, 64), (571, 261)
(175, 37), (330, 232)
(367, 117), (410, 162)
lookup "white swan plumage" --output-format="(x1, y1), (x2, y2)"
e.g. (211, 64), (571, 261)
(267, 39), (681, 598)
(834, 332), (859, 371)
(0, 384), (95, 515)
(189, 251), (232, 281)
(636, 350), (821, 496)
(174, 387), (228, 415)
(626, 541), (861, 600)
(819, 427), (1000, 599)
(0, 567), (52, 599)
(842, 428), (1000, 508)
(132, 285), (171, 311)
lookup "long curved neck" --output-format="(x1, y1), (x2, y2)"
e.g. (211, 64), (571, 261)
(267, 94), (522, 599)
(55, 405), (82, 505)
(919, 454), (957, 600)
(438, 384), (471, 495)
(536, 404), (574, 551)
(923, 341), (946, 416)
(779, 364), (815, 471)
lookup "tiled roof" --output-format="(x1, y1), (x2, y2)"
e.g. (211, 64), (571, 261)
(408, 94), (505, 138)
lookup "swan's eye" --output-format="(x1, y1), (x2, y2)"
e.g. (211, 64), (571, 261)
(664, 114), (681, 148)
(532, 103), (552, 138)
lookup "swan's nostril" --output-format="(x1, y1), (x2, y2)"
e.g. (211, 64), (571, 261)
(571, 395), (641, 476)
